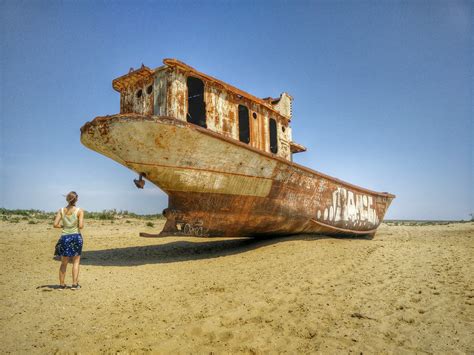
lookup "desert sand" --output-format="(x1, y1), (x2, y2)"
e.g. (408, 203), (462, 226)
(0, 218), (473, 353)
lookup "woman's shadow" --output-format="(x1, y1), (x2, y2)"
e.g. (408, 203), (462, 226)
(80, 234), (371, 267)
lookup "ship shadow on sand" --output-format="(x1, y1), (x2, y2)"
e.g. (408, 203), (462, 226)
(80, 234), (372, 266)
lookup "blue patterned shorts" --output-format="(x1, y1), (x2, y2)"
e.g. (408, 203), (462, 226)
(54, 233), (83, 257)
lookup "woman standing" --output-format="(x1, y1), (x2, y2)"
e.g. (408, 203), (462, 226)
(53, 191), (84, 290)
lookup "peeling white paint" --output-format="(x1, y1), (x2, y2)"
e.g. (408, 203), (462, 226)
(323, 187), (379, 225)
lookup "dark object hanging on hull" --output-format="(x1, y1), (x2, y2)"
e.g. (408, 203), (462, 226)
(134, 173), (146, 189)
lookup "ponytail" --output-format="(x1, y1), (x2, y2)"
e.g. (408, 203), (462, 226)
(66, 191), (78, 206)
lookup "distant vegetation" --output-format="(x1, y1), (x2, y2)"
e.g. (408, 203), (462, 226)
(1, 208), (472, 225)
(384, 219), (472, 226)
(0, 208), (164, 223)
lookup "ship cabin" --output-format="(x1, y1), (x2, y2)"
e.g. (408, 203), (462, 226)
(111, 59), (306, 162)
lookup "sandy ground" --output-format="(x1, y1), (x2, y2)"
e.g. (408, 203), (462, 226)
(0, 218), (473, 354)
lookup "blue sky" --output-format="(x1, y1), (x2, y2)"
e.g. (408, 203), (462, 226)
(1, 0), (472, 220)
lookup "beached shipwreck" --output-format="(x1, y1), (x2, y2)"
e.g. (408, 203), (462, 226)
(81, 59), (394, 238)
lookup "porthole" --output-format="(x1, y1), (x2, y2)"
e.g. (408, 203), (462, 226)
(252, 112), (257, 119)
(136, 89), (143, 98)
(146, 85), (153, 95)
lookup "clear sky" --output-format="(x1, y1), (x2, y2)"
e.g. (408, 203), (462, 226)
(1, 0), (472, 220)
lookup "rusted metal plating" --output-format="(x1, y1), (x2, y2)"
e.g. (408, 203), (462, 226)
(81, 59), (395, 238)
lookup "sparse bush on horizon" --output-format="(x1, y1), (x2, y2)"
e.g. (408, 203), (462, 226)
(384, 219), (472, 226)
(0, 208), (55, 220)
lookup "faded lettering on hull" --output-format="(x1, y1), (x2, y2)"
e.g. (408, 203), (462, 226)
(319, 187), (379, 226)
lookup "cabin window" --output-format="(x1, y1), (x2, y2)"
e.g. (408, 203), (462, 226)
(238, 105), (250, 144)
(252, 112), (257, 119)
(146, 85), (153, 95)
(186, 76), (206, 128)
(136, 89), (143, 98)
(269, 118), (278, 154)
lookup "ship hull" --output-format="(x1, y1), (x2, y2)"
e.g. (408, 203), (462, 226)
(81, 114), (394, 237)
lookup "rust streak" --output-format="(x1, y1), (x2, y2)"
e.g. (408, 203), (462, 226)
(310, 219), (378, 235)
(126, 161), (273, 181)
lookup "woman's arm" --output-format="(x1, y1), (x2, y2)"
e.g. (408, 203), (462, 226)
(53, 210), (62, 228)
(78, 208), (84, 230)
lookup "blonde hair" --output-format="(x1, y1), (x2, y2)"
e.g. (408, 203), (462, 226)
(66, 191), (78, 206)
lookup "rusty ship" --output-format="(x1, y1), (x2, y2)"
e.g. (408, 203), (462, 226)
(81, 59), (395, 238)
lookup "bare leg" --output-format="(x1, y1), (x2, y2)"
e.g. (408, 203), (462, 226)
(72, 255), (81, 285)
(59, 257), (69, 286)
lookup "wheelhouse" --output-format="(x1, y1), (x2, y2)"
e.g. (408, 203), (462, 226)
(112, 59), (306, 161)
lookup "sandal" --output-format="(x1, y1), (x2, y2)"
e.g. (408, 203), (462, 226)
(58, 284), (67, 290)
(71, 284), (81, 290)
